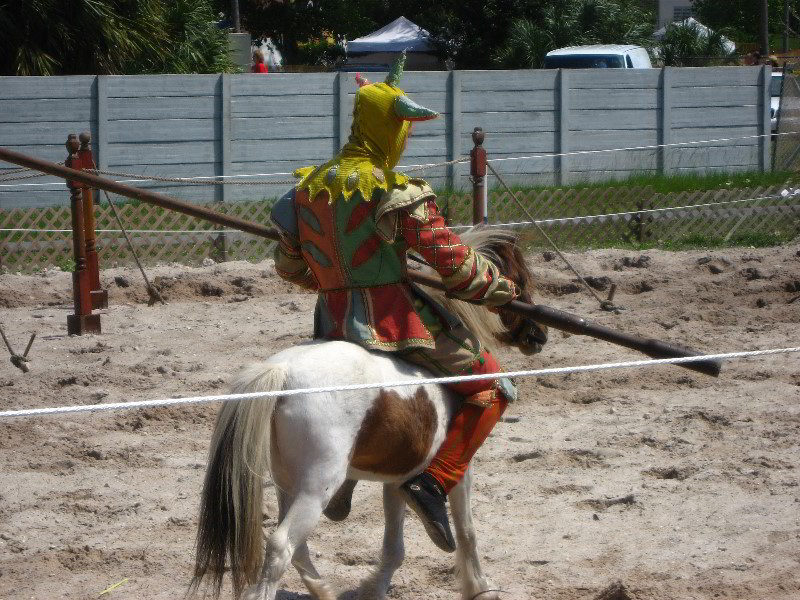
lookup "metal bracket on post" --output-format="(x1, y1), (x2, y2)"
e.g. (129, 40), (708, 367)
(65, 134), (101, 336)
(470, 127), (488, 225)
(78, 131), (108, 310)
(623, 197), (653, 245)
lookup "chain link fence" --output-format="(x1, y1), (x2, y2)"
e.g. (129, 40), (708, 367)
(773, 64), (800, 172)
(2, 183), (799, 273)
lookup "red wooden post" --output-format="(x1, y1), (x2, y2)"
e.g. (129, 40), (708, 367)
(470, 127), (487, 225)
(78, 131), (108, 309)
(66, 134), (101, 335)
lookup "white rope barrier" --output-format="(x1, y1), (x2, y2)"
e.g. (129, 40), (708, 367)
(1, 347), (797, 419)
(0, 228), (247, 234)
(486, 131), (800, 165)
(2, 131), (798, 190)
(449, 192), (796, 231)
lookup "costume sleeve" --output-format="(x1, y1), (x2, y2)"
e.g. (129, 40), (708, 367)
(270, 188), (318, 290)
(398, 199), (516, 306)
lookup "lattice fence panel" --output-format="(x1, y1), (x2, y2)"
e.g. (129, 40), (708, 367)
(0, 205), (73, 272)
(2, 186), (798, 273)
(438, 183), (800, 249)
(0, 199), (278, 273)
(216, 200), (277, 263)
(94, 203), (219, 267)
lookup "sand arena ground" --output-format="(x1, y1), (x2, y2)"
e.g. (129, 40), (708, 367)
(1, 245), (798, 600)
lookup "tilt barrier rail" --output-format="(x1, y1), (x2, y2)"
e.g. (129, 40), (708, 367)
(0, 133), (722, 378)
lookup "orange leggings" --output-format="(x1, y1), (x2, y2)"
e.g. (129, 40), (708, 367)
(426, 396), (508, 493)
(395, 300), (512, 493)
(402, 344), (509, 494)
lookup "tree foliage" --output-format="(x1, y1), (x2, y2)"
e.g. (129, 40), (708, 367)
(0, 0), (234, 76)
(231, 1), (549, 68)
(492, 0), (656, 69)
(233, 0), (657, 69)
(691, 0), (790, 45)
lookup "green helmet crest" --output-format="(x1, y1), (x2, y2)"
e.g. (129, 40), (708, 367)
(385, 50), (406, 88)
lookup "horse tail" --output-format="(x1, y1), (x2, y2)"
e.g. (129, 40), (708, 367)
(191, 362), (289, 599)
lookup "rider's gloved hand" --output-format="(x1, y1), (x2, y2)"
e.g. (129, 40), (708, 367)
(483, 273), (518, 308)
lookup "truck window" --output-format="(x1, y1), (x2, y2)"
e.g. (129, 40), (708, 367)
(544, 55), (625, 69)
(626, 55), (634, 68)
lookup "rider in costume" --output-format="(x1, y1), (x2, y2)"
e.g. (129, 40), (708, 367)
(270, 56), (519, 553)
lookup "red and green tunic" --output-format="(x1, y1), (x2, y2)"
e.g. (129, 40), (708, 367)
(271, 173), (508, 351)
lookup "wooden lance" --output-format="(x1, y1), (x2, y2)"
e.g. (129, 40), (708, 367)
(0, 145), (722, 377)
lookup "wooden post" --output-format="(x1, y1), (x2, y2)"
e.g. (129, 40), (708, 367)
(65, 134), (101, 335)
(470, 127), (487, 225)
(78, 131), (108, 309)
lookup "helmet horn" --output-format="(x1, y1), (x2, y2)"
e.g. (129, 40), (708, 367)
(385, 50), (407, 87)
(394, 94), (439, 122)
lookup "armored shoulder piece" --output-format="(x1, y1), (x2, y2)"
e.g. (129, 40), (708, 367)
(270, 187), (298, 241)
(375, 179), (436, 241)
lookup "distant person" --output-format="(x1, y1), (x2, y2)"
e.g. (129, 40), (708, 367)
(251, 50), (268, 74)
(744, 50), (762, 66)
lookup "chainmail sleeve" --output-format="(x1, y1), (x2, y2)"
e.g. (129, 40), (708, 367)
(397, 199), (516, 306)
(270, 188), (318, 290)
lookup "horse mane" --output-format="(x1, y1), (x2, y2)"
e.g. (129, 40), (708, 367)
(411, 226), (523, 353)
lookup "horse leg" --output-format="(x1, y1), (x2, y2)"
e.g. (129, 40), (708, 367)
(243, 490), (333, 600)
(450, 465), (500, 600)
(274, 488), (338, 600)
(357, 484), (406, 600)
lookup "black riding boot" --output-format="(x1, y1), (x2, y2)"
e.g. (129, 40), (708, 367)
(400, 472), (456, 552)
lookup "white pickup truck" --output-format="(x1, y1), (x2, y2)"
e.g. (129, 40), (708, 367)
(544, 45), (653, 69)
(771, 71), (783, 133)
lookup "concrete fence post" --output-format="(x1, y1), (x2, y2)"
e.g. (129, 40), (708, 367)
(557, 69), (570, 186)
(659, 67), (673, 175)
(337, 72), (351, 152)
(447, 70), (462, 190)
(760, 64), (772, 172)
(95, 75), (109, 172)
(213, 73), (232, 262)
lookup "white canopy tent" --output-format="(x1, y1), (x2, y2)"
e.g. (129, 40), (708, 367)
(345, 16), (442, 70)
(653, 17), (736, 54)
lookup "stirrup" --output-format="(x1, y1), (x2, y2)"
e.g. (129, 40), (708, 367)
(400, 473), (456, 553)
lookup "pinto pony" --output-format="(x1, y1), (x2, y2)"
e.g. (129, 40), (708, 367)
(192, 229), (546, 600)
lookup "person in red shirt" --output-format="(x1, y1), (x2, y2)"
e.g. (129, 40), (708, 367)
(251, 49), (268, 73)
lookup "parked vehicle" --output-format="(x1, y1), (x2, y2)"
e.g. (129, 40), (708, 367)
(544, 45), (653, 69)
(771, 71), (784, 133)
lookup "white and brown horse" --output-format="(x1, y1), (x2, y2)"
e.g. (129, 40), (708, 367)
(191, 229), (546, 600)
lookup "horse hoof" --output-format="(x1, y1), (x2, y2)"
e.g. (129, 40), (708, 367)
(323, 479), (357, 521)
(464, 590), (501, 600)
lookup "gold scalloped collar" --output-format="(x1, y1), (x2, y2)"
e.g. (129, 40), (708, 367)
(294, 156), (409, 203)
